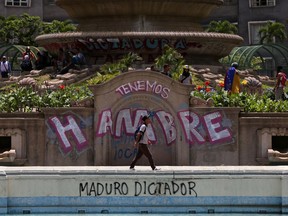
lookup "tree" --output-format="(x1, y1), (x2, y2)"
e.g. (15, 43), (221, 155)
(206, 20), (238, 34)
(0, 13), (76, 46)
(259, 21), (287, 44)
(42, 19), (76, 34)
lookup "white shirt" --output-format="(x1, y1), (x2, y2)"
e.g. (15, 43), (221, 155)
(0, 61), (10, 73)
(179, 74), (192, 84)
(139, 124), (148, 144)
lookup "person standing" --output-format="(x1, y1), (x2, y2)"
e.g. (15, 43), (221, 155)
(161, 64), (172, 77)
(224, 62), (240, 93)
(0, 56), (11, 78)
(20, 55), (33, 72)
(129, 115), (159, 171)
(179, 65), (192, 84)
(22, 46), (35, 61)
(274, 66), (287, 100)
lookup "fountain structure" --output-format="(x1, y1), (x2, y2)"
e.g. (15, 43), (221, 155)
(35, 0), (243, 66)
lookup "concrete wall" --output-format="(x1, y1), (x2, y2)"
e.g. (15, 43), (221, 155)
(0, 166), (287, 214)
(206, 0), (288, 46)
(0, 71), (286, 166)
(238, 0), (288, 46)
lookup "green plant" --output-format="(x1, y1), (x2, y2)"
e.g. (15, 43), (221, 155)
(192, 84), (288, 112)
(0, 13), (76, 46)
(259, 21), (287, 44)
(206, 20), (238, 34)
(154, 45), (185, 76)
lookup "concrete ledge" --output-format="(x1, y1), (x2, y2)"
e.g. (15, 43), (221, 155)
(0, 166), (288, 214)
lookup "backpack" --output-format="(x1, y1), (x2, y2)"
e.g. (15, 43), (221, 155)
(134, 125), (146, 141)
(280, 73), (287, 86)
(21, 60), (32, 71)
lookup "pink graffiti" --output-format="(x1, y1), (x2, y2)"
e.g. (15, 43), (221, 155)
(49, 115), (88, 154)
(95, 109), (232, 146)
(96, 109), (177, 144)
(115, 80), (170, 99)
(177, 110), (232, 145)
(155, 110), (176, 145)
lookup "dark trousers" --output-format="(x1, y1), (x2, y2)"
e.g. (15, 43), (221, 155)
(130, 143), (155, 169)
(1, 71), (8, 78)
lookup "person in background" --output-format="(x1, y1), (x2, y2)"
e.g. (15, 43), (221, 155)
(0, 56), (11, 78)
(20, 54), (33, 72)
(224, 62), (240, 94)
(161, 64), (172, 77)
(274, 66), (287, 100)
(22, 46), (35, 61)
(73, 48), (87, 67)
(179, 65), (192, 84)
(58, 48), (68, 68)
(35, 50), (51, 70)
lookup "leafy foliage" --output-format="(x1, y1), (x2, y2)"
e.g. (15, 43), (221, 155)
(192, 86), (288, 112)
(206, 20), (238, 34)
(259, 21), (287, 44)
(99, 52), (142, 74)
(154, 45), (185, 77)
(0, 13), (76, 46)
(42, 20), (76, 34)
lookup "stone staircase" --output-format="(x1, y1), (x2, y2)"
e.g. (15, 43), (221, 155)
(0, 65), (277, 94)
(0, 65), (97, 90)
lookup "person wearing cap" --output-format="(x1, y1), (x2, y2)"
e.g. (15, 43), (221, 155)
(224, 62), (240, 93)
(0, 56), (11, 78)
(179, 65), (192, 84)
(129, 115), (159, 171)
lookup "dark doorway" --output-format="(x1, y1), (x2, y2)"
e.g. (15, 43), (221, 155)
(272, 136), (288, 153)
(0, 136), (11, 152)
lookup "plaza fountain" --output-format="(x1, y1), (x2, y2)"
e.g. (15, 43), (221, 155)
(35, 0), (243, 66)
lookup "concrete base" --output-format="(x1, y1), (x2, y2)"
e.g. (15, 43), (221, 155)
(0, 166), (287, 214)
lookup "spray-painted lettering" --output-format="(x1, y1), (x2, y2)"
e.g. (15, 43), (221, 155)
(48, 115), (88, 154)
(79, 180), (197, 197)
(96, 109), (233, 145)
(115, 80), (170, 99)
(178, 110), (233, 145)
(77, 38), (197, 51)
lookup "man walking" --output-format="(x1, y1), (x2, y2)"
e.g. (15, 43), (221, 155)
(130, 115), (159, 171)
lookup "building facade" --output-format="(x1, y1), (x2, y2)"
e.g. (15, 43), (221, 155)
(0, 0), (287, 46)
(206, 0), (288, 46)
(0, 0), (69, 22)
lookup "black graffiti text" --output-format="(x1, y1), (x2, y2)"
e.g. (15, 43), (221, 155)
(79, 180), (197, 197)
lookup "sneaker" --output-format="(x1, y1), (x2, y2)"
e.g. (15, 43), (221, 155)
(129, 167), (135, 170)
(153, 167), (160, 171)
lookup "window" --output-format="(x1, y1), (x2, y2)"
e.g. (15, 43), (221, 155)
(5, 0), (31, 7)
(248, 21), (275, 45)
(48, 0), (55, 5)
(0, 137), (11, 152)
(257, 128), (288, 164)
(223, 0), (237, 5)
(250, 0), (276, 7)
